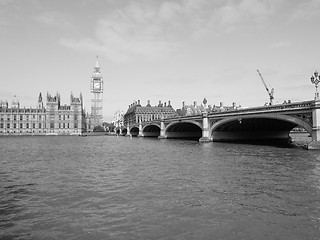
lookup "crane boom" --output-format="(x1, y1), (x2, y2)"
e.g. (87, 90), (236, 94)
(257, 69), (274, 105)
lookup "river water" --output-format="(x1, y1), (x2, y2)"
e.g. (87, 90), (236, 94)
(1, 135), (320, 239)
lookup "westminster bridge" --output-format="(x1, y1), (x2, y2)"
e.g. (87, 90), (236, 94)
(117, 100), (320, 149)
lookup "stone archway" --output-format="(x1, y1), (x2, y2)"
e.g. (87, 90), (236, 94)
(165, 121), (203, 140)
(210, 114), (312, 142)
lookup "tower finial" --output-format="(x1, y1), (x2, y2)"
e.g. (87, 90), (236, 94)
(95, 56), (99, 69)
(93, 56), (101, 76)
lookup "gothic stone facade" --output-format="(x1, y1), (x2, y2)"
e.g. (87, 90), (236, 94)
(0, 92), (86, 135)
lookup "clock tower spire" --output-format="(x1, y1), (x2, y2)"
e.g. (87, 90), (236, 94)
(90, 56), (104, 130)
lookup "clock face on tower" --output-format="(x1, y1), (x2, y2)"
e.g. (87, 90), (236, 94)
(94, 82), (101, 90)
(92, 79), (102, 91)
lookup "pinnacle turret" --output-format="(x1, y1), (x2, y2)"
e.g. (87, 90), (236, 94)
(94, 56), (100, 73)
(38, 92), (42, 103)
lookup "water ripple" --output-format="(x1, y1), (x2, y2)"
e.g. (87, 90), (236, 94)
(1, 136), (320, 239)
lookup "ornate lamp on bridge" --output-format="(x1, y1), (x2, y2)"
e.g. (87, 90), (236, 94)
(311, 71), (320, 100)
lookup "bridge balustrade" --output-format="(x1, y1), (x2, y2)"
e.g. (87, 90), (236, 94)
(120, 100), (320, 149)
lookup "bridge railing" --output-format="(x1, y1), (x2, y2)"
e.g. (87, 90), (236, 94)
(162, 100), (315, 122)
(218, 100), (314, 115)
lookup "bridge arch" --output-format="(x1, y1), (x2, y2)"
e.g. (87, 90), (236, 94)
(143, 124), (161, 137)
(165, 120), (203, 140)
(129, 126), (139, 137)
(210, 114), (312, 142)
(121, 128), (128, 136)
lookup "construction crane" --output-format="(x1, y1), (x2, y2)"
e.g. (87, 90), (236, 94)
(257, 69), (274, 105)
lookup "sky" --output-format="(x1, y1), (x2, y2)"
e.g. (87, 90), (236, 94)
(1, 0), (320, 122)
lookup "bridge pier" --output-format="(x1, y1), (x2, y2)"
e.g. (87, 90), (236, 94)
(308, 101), (320, 149)
(158, 119), (167, 139)
(126, 124), (131, 137)
(138, 121), (144, 137)
(199, 112), (211, 142)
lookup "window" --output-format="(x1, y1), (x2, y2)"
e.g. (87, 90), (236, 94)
(33, 123), (35, 129)
(26, 123), (29, 128)
(13, 115), (17, 121)
(13, 123), (16, 128)
(50, 123), (54, 129)
(20, 123), (23, 128)
(0, 123), (3, 128)
(20, 115), (23, 121)
(39, 123), (41, 129)
(7, 123), (10, 128)
(74, 124), (78, 129)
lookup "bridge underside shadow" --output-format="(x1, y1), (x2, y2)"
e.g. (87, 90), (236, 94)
(121, 129), (127, 136)
(130, 127), (139, 137)
(166, 122), (202, 140)
(143, 125), (160, 137)
(212, 118), (298, 144)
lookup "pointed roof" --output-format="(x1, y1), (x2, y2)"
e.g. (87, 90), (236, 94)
(38, 92), (42, 102)
(95, 56), (100, 69)
(92, 56), (102, 78)
(94, 56), (100, 73)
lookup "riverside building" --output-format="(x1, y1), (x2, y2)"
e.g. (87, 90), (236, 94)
(123, 100), (178, 125)
(0, 58), (106, 135)
(112, 111), (124, 129)
(0, 92), (85, 135)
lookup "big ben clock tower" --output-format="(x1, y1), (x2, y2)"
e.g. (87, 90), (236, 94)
(90, 56), (104, 129)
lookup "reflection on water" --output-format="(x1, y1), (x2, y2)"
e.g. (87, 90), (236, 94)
(1, 135), (320, 240)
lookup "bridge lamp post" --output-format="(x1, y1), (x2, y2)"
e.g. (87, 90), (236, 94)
(311, 71), (320, 100)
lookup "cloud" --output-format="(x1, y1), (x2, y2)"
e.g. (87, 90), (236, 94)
(60, 38), (132, 63)
(288, 0), (320, 22)
(205, 0), (277, 34)
(61, 0), (278, 62)
(269, 40), (293, 48)
(0, 0), (14, 5)
(158, 1), (183, 20)
(34, 11), (74, 29)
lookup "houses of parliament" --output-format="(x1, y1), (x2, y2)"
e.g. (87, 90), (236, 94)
(0, 58), (104, 135)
